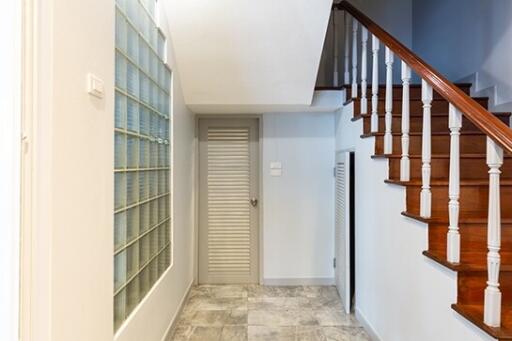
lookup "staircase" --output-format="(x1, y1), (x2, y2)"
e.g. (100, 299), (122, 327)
(331, 1), (512, 340)
(347, 84), (512, 340)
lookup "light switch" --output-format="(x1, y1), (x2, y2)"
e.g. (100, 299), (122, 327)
(87, 73), (105, 98)
(270, 161), (282, 177)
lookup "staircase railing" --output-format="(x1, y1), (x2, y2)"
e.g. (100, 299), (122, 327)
(334, 0), (512, 328)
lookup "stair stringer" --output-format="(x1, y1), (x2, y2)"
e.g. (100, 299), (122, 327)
(335, 99), (495, 341)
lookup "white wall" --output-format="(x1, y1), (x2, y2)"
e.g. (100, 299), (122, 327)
(0, 1), (21, 340)
(28, 0), (195, 340)
(335, 102), (494, 341)
(412, 0), (512, 109)
(262, 112), (335, 283)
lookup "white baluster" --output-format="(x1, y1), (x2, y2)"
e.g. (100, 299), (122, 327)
(447, 104), (461, 263)
(420, 80), (432, 218)
(344, 12), (350, 85)
(360, 27), (368, 114)
(333, 11), (339, 87)
(371, 36), (379, 132)
(384, 47), (394, 154)
(351, 19), (358, 98)
(400, 62), (411, 181)
(484, 137), (503, 327)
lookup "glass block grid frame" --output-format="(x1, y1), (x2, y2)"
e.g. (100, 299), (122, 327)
(114, 0), (172, 331)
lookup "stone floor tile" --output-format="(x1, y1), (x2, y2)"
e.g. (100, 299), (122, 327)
(247, 326), (296, 341)
(221, 326), (248, 340)
(322, 326), (371, 341)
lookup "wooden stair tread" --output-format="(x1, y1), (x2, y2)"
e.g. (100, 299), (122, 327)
(343, 82), (473, 89)
(385, 178), (512, 186)
(401, 211), (512, 224)
(451, 304), (512, 340)
(362, 131), (486, 138)
(422, 250), (512, 272)
(358, 112), (511, 118)
(373, 153), (512, 160)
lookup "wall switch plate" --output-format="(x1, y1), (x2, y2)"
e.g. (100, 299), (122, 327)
(270, 161), (282, 169)
(87, 73), (104, 98)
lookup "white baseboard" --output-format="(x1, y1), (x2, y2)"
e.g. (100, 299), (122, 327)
(262, 277), (335, 286)
(161, 280), (194, 341)
(355, 307), (382, 341)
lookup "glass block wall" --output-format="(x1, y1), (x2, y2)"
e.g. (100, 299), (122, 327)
(114, 0), (172, 331)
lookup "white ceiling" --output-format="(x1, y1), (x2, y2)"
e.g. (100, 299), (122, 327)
(163, 0), (332, 114)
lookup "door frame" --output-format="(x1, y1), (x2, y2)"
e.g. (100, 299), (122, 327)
(335, 148), (354, 313)
(194, 115), (263, 285)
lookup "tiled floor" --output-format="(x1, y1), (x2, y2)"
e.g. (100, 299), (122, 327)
(168, 285), (370, 341)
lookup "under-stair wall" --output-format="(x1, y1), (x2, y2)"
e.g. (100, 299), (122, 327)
(335, 99), (495, 341)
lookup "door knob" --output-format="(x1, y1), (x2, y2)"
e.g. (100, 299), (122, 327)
(250, 198), (258, 207)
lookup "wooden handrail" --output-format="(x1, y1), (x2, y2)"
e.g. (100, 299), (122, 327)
(334, 1), (512, 153)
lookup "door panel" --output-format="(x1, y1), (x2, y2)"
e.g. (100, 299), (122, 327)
(198, 118), (259, 284)
(335, 151), (351, 313)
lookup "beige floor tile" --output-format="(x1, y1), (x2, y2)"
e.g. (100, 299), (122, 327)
(322, 326), (370, 341)
(296, 326), (327, 341)
(247, 326), (296, 341)
(221, 326), (248, 340)
(313, 310), (359, 327)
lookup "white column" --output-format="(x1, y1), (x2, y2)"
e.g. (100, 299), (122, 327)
(360, 27), (368, 114)
(351, 19), (358, 98)
(420, 80), (432, 218)
(484, 137), (504, 327)
(371, 36), (380, 132)
(400, 62), (411, 181)
(333, 11), (339, 87)
(447, 104), (461, 263)
(384, 47), (394, 154)
(344, 12), (350, 85)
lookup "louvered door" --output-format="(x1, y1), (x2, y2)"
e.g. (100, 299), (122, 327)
(198, 119), (259, 284)
(335, 152), (351, 313)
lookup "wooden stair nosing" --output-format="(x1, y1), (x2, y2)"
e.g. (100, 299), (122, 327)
(451, 304), (512, 340)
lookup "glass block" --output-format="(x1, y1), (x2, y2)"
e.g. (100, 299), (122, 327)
(139, 106), (150, 136)
(150, 51), (158, 81)
(126, 0), (139, 33)
(114, 250), (127, 292)
(126, 136), (139, 169)
(139, 266), (150, 298)
(114, 289), (126, 331)
(165, 244), (171, 267)
(139, 72), (150, 105)
(165, 69), (171, 90)
(126, 171), (138, 205)
(140, 234), (150, 266)
(137, 3), (148, 38)
(139, 202), (150, 232)
(151, 82), (159, 110)
(114, 211), (127, 251)
(115, 52), (127, 90)
(164, 144), (170, 166)
(139, 171), (149, 201)
(116, 9), (127, 52)
(147, 0), (156, 20)
(138, 140), (148, 168)
(149, 141), (158, 168)
(116, 0), (127, 13)
(165, 221), (171, 245)
(150, 199), (158, 226)
(114, 132), (126, 169)
(149, 171), (157, 197)
(126, 242), (139, 279)
(158, 248), (166, 276)
(127, 22), (138, 62)
(126, 276), (139, 315)
(158, 223), (166, 250)
(139, 38), (149, 74)
(114, 173), (126, 210)
(126, 206), (139, 242)
(157, 31), (165, 60)
(164, 170), (170, 193)
(158, 62), (165, 88)
(126, 98), (139, 132)
(150, 112), (159, 138)
(149, 258), (158, 283)
(150, 26), (158, 53)
(164, 195), (170, 219)
(149, 228), (158, 258)
(115, 92), (127, 129)
(158, 169), (165, 194)
(127, 61), (139, 97)
(158, 196), (166, 221)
